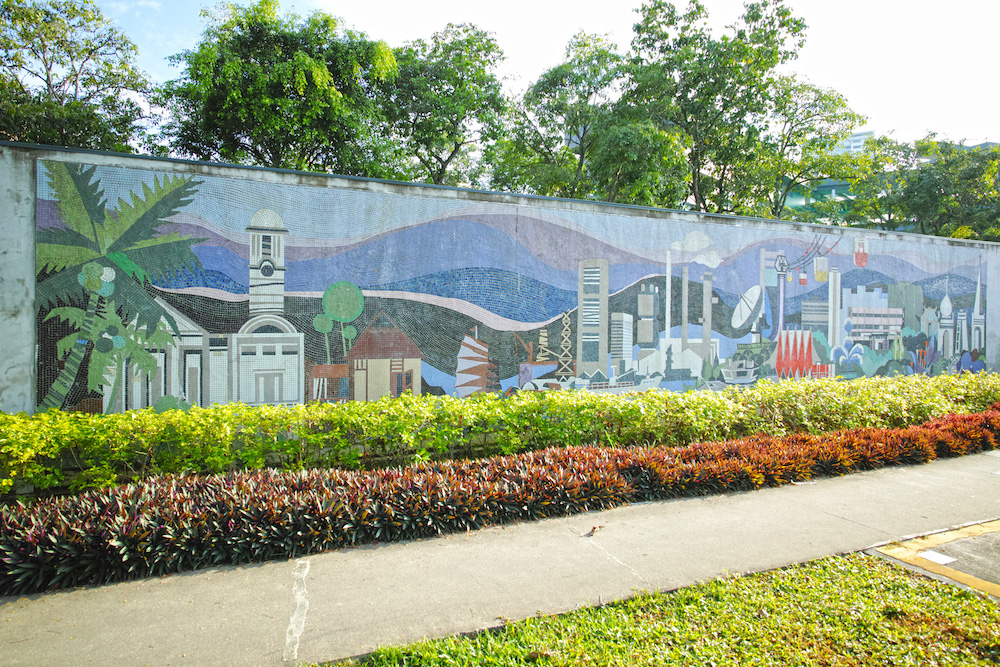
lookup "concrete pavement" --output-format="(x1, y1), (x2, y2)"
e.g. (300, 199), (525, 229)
(873, 518), (1000, 599)
(3, 450), (999, 666)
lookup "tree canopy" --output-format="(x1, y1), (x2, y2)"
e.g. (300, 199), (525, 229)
(626, 0), (807, 214)
(162, 0), (398, 175)
(847, 138), (1000, 240)
(484, 32), (622, 199)
(843, 135), (921, 231)
(0, 0), (149, 150)
(482, 31), (690, 208)
(754, 74), (866, 219)
(3, 0), (994, 241)
(900, 141), (1000, 239)
(382, 23), (506, 186)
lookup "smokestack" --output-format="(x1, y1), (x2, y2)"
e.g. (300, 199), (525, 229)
(703, 272), (713, 358)
(681, 266), (689, 351)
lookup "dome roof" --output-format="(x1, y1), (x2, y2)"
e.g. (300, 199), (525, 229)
(939, 292), (953, 319)
(247, 208), (287, 232)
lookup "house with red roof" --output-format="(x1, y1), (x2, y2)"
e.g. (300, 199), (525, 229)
(345, 312), (424, 401)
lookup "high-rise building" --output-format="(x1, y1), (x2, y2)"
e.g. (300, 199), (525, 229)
(828, 267), (842, 348)
(800, 300), (829, 331)
(832, 131), (874, 155)
(637, 284), (659, 348)
(888, 282), (924, 332)
(610, 313), (634, 375)
(577, 259), (609, 376)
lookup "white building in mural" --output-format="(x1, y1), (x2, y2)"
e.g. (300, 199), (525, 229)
(104, 209), (304, 411)
(644, 265), (718, 379)
(940, 267), (987, 355)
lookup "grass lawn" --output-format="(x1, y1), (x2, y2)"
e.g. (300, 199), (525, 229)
(338, 553), (999, 666)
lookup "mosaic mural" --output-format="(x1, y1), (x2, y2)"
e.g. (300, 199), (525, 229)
(34, 159), (989, 412)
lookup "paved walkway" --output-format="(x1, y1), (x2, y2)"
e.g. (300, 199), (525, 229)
(3, 451), (999, 666)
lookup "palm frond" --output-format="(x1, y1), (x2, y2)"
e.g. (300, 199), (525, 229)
(104, 174), (202, 255)
(44, 305), (89, 329)
(86, 348), (117, 393)
(114, 236), (207, 282)
(42, 161), (106, 246)
(112, 279), (179, 337)
(36, 269), (90, 313)
(35, 236), (101, 275)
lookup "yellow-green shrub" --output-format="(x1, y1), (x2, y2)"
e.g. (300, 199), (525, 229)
(3, 373), (999, 496)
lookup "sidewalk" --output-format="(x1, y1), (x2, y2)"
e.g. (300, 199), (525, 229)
(3, 451), (999, 666)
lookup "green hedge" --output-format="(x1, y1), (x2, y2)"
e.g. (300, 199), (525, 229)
(2, 406), (997, 595)
(3, 373), (1000, 496)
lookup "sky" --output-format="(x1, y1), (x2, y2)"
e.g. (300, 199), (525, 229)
(96, 0), (999, 145)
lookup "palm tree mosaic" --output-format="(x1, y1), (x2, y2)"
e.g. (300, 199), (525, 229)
(35, 161), (204, 410)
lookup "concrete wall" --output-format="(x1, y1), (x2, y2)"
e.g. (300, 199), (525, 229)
(4, 142), (999, 414)
(0, 147), (37, 413)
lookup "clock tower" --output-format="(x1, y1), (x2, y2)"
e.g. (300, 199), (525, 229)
(247, 209), (289, 315)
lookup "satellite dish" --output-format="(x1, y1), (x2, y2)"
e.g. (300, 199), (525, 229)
(731, 285), (764, 330)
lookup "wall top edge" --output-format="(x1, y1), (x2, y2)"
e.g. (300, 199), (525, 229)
(4, 140), (998, 250)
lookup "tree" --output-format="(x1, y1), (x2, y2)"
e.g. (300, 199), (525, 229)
(382, 23), (505, 186)
(0, 73), (127, 148)
(314, 281), (364, 362)
(900, 141), (1000, 239)
(483, 31), (690, 208)
(755, 75), (866, 219)
(484, 32), (623, 199)
(45, 292), (175, 411)
(845, 135), (920, 231)
(35, 161), (204, 409)
(588, 118), (690, 207)
(162, 0), (399, 176)
(0, 0), (149, 150)
(626, 0), (806, 214)
(847, 137), (1000, 240)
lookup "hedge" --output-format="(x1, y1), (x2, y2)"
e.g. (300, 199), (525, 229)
(1, 405), (998, 596)
(3, 373), (1000, 496)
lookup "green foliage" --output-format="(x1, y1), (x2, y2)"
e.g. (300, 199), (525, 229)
(483, 32), (624, 200)
(753, 74), (867, 219)
(588, 118), (690, 207)
(848, 137), (1000, 240)
(46, 296), (175, 407)
(626, 0), (807, 215)
(902, 141), (1000, 239)
(354, 553), (1000, 666)
(0, 73), (134, 150)
(4, 373), (1000, 496)
(162, 0), (399, 175)
(481, 30), (691, 209)
(318, 281), (364, 360)
(845, 135), (921, 230)
(152, 395), (190, 413)
(3, 403), (998, 595)
(0, 0), (149, 149)
(36, 161), (203, 320)
(382, 23), (506, 186)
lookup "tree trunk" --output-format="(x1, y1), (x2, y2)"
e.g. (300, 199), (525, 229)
(39, 294), (99, 411)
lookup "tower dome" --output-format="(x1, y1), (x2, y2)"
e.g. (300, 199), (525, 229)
(248, 208), (287, 232)
(939, 291), (953, 319)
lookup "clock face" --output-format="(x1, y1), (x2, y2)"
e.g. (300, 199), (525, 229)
(259, 260), (275, 277)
